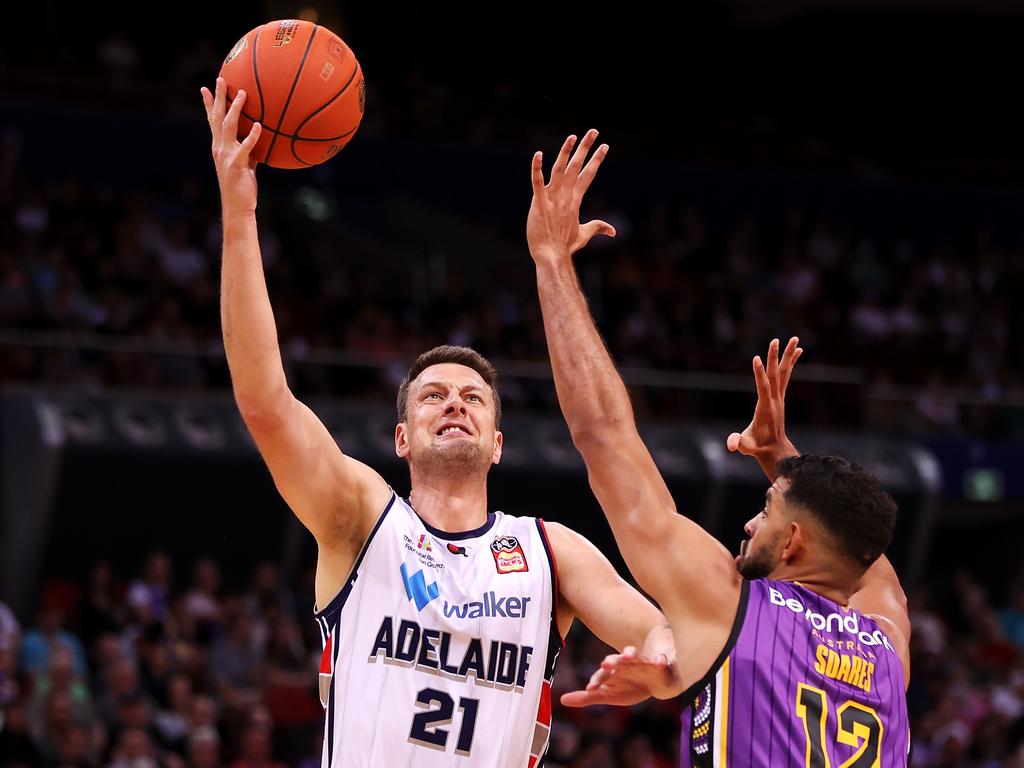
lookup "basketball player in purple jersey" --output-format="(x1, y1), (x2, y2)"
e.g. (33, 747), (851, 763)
(527, 130), (911, 767)
(201, 81), (680, 768)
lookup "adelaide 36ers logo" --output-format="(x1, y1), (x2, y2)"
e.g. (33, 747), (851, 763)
(490, 535), (528, 574)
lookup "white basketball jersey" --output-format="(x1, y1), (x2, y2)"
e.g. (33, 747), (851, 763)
(314, 493), (562, 768)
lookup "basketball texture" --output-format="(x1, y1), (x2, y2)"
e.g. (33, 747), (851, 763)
(219, 19), (365, 169)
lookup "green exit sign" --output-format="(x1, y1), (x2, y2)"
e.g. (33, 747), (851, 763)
(964, 468), (1005, 502)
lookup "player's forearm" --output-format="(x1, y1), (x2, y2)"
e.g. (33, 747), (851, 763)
(220, 212), (290, 416)
(534, 257), (636, 448)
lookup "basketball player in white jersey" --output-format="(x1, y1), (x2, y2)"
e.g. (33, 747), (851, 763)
(202, 79), (678, 767)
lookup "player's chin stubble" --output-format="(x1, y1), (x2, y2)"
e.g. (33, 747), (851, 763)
(416, 441), (490, 478)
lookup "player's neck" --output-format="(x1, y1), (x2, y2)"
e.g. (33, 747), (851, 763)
(773, 564), (855, 606)
(408, 474), (490, 534)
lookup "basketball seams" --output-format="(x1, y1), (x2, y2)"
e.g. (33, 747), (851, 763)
(264, 24), (320, 164)
(289, 46), (362, 165)
(292, 58), (360, 139)
(251, 26), (265, 125)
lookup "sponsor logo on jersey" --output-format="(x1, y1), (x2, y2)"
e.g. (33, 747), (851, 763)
(403, 535), (444, 570)
(768, 587), (894, 650)
(442, 591), (531, 619)
(367, 615), (533, 693)
(490, 535), (528, 574)
(447, 543), (468, 557)
(401, 563), (440, 611)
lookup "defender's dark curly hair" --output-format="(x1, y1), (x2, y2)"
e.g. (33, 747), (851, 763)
(776, 455), (897, 569)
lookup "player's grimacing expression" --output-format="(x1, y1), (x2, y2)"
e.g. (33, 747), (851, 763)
(395, 363), (502, 474)
(736, 477), (793, 580)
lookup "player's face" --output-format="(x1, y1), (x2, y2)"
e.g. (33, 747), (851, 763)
(736, 478), (791, 580)
(397, 363), (502, 476)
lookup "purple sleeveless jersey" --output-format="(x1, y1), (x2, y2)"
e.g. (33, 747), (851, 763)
(679, 579), (909, 767)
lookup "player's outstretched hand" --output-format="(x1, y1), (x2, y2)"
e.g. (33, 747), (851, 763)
(727, 337), (802, 470)
(527, 129), (616, 267)
(201, 77), (261, 216)
(560, 646), (678, 708)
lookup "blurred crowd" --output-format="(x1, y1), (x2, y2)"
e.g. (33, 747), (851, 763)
(1, 130), (1022, 437)
(0, 554), (1022, 767)
(908, 570), (1024, 767)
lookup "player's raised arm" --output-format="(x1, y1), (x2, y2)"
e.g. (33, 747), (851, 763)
(527, 131), (741, 632)
(202, 78), (389, 556)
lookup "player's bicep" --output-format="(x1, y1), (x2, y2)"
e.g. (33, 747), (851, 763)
(580, 433), (740, 612)
(545, 522), (664, 652)
(242, 392), (390, 542)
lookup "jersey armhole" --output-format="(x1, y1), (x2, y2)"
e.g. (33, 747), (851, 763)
(535, 518), (564, 649)
(677, 578), (751, 704)
(313, 491), (397, 619)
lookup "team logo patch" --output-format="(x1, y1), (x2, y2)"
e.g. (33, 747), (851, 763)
(417, 534), (432, 552)
(491, 535), (528, 574)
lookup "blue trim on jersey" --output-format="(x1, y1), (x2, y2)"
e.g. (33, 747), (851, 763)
(535, 519), (564, 675)
(314, 492), (397, 622)
(411, 503), (497, 541)
(325, 672), (336, 768)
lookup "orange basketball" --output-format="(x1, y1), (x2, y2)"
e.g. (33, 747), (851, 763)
(219, 19), (365, 169)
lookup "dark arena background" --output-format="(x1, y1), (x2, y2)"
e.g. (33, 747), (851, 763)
(1, 1), (1023, 766)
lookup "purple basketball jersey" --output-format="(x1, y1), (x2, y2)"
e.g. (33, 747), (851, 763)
(679, 579), (909, 767)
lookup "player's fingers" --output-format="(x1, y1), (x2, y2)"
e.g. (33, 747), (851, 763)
(579, 220), (616, 247)
(766, 338), (781, 399)
(531, 151), (545, 197)
(728, 432), (759, 457)
(574, 143), (608, 201)
(753, 356), (771, 404)
(211, 77), (227, 139)
(551, 135), (577, 183)
(223, 89), (247, 145)
(780, 337), (801, 394)
(201, 87), (214, 120)
(240, 122), (262, 159)
(567, 128), (598, 177)
(560, 690), (601, 708)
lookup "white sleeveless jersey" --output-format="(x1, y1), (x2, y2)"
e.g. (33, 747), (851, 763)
(314, 493), (562, 768)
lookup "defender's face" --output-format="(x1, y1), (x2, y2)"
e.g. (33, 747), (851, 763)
(396, 363), (502, 474)
(737, 477), (792, 580)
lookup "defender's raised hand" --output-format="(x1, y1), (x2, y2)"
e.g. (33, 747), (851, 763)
(727, 337), (803, 478)
(527, 129), (616, 266)
(200, 77), (262, 216)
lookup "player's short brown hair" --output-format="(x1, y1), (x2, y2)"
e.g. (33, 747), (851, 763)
(396, 346), (502, 426)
